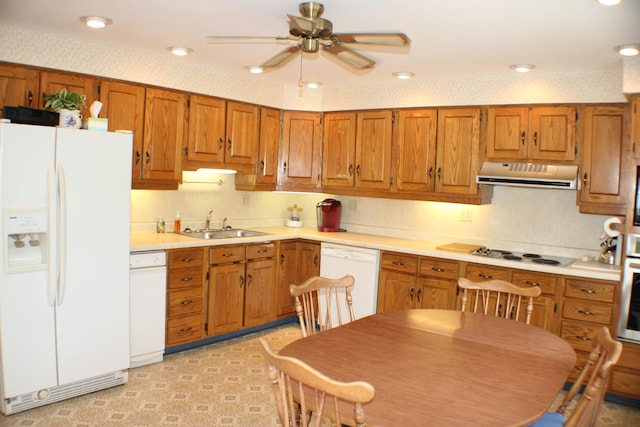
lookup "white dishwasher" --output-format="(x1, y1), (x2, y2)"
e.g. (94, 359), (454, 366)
(130, 251), (167, 368)
(319, 242), (380, 323)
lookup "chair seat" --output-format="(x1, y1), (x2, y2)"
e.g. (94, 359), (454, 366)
(528, 412), (566, 427)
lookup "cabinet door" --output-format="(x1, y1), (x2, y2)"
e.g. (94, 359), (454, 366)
(525, 295), (555, 331)
(256, 107), (280, 186)
(207, 263), (245, 335)
(633, 95), (640, 159)
(39, 70), (97, 119)
(276, 241), (298, 316)
(143, 88), (185, 182)
(579, 104), (629, 215)
(377, 270), (418, 312)
(99, 80), (146, 181)
(245, 258), (277, 327)
(226, 101), (259, 166)
(279, 111), (322, 189)
(298, 241), (320, 281)
(186, 95), (226, 164)
(322, 111), (357, 188)
(355, 110), (393, 190)
(0, 63), (39, 108)
(418, 277), (457, 310)
(395, 109), (438, 192)
(529, 106), (576, 161)
(485, 107), (528, 160)
(435, 108), (480, 194)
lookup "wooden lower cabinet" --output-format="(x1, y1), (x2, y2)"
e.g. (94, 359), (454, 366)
(377, 252), (457, 312)
(275, 240), (320, 318)
(207, 242), (276, 336)
(165, 248), (206, 347)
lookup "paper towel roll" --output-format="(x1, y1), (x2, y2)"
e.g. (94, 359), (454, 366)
(603, 217), (622, 237)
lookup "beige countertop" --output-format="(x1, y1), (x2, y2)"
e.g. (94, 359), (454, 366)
(130, 226), (621, 282)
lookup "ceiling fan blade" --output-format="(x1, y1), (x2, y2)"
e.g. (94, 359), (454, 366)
(323, 44), (375, 70)
(260, 45), (302, 69)
(333, 33), (411, 46)
(206, 35), (292, 44)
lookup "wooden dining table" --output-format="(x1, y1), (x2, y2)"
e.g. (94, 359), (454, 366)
(279, 309), (576, 427)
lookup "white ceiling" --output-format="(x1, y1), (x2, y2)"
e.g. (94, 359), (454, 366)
(1, 0), (639, 88)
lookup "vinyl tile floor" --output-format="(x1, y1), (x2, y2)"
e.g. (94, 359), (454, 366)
(1, 323), (639, 427)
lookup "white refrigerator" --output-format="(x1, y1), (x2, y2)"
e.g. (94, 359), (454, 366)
(0, 121), (133, 415)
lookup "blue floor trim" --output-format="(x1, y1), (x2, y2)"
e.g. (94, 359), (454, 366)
(165, 317), (298, 355)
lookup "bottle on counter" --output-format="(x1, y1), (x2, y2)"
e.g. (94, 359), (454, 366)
(173, 211), (181, 233)
(156, 216), (165, 233)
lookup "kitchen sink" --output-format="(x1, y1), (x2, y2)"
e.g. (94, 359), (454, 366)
(179, 228), (268, 239)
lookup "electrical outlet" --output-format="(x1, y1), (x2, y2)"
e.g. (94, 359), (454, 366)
(459, 208), (472, 222)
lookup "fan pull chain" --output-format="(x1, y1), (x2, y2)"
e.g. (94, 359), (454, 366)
(298, 50), (304, 87)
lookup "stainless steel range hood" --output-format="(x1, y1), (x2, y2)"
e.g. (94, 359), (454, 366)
(476, 162), (578, 189)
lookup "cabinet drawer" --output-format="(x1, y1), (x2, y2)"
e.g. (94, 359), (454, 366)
(166, 314), (202, 347)
(562, 298), (613, 325)
(210, 245), (245, 264)
(167, 287), (203, 317)
(168, 248), (203, 269)
(167, 266), (203, 290)
(564, 278), (615, 303)
(560, 320), (604, 352)
(511, 271), (558, 295)
(464, 263), (509, 281)
(567, 350), (590, 381)
(246, 242), (275, 260)
(380, 252), (418, 274)
(419, 257), (458, 280)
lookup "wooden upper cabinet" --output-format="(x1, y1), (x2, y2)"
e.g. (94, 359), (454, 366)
(186, 95), (226, 164)
(578, 104), (630, 215)
(633, 95), (640, 159)
(99, 80), (146, 181)
(143, 87), (186, 182)
(0, 63), (39, 108)
(355, 110), (393, 190)
(394, 108), (438, 192)
(435, 108), (480, 194)
(225, 101), (259, 167)
(39, 70), (98, 119)
(486, 106), (576, 162)
(278, 111), (322, 190)
(322, 111), (357, 188)
(184, 97), (258, 172)
(256, 107), (280, 186)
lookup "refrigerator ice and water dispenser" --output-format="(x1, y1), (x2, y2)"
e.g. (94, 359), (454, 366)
(4, 208), (48, 272)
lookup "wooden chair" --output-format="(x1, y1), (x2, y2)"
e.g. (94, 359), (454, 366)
(457, 277), (541, 324)
(259, 338), (375, 427)
(289, 275), (356, 337)
(528, 326), (623, 427)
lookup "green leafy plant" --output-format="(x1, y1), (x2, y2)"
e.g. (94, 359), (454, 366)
(43, 88), (87, 112)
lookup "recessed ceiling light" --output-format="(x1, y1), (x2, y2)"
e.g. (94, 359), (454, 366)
(595, 0), (622, 5)
(248, 66), (264, 74)
(305, 81), (321, 89)
(509, 64), (536, 73)
(393, 71), (414, 80)
(168, 47), (193, 56)
(615, 44), (640, 56)
(79, 16), (113, 29)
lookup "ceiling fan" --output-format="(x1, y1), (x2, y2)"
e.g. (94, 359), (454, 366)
(207, 2), (411, 71)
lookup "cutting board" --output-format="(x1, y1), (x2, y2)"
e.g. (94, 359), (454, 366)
(436, 242), (484, 253)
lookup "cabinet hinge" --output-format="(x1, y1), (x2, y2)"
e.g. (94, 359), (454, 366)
(97, 84), (101, 96)
(575, 111), (579, 121)
(186, 98), (190, 108)
(554, 303), (557, 313)
(183, 147), (188, 156)
(206, 270), (209, 281)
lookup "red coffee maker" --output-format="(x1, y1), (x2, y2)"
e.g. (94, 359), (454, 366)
(316, 199), (342, 232)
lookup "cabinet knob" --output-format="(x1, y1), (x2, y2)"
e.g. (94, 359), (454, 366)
(533, 131), (538, 145)
(180, 326), (193, 333)
(578, 310), (597, 316)
(180, 277), (193, 282)
(581, 288), (596, 294)
(280, 254), (285, 264)
(432, 267), (445, 272)
(181, 299), (193, 305)
(28, 91), (33, 106)
(181, 257), (195, 262)
(145, 151), (150, 165)
(409, 287), (415, 301)
(135, 151), (141, 165)
(525, 281), (541, 287)
(348, 164), (353, 176)
(479, 274), (492, 279)
(577, 335), (592, 341)
(521, 131), (526, 145)
(437, 167), (442, 180)
(218, 137), (223, 150)
(313, 255), (318, 267)
(583, 173), (589, 186)
(227, 139), (232, 151)
(356, 164), (361, 176)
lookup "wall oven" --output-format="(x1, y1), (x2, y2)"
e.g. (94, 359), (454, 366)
(618, 234), (640, 342)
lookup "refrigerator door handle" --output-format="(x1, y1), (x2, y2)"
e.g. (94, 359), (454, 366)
(57, 163), (67, 306)
(47, 164), (57, 307)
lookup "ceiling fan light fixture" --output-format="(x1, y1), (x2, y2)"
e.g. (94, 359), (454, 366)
(168, 46), (193, 56)
(393, 72), (414, 80)
(248, 66), (264, 74)
(79, 16), (113, 29)
(510, 64), (535, 73)
(615, 44), (640, 56)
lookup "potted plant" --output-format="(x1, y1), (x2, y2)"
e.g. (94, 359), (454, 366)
(43, 88), (87, 128)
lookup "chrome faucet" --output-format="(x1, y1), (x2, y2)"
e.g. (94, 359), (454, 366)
(222, 217), (230, 230)
(205, 209), (214, 230)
